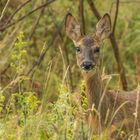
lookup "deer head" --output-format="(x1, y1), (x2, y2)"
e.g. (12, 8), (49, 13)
(65, 13), (111, 71)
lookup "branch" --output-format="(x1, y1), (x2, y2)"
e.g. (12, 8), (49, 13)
(5, 0), (32, 25)
(0, 0), (10, 21)
(110, 0), (140, 13)
(48, 8), (63, 40)
(48, 8), (74, 91)
(29, 1), (46, 38)
(87, 0), (101, 20)
(87, 0), (128, 90)
(112, 0), (119, 33)
(79, 0), (86, 35)
(26, 33), (59, 76)
(0, 64), (10, 75)
(0, 0), (56, 32)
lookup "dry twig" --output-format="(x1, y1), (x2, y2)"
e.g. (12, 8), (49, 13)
(0, 0), (10, 21)
(4, 0), (32, 25)
(79, 0), (86, 35)
(0, 0), (56, 31)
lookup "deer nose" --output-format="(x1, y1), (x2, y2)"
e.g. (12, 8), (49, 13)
(81, 61), (93, 70)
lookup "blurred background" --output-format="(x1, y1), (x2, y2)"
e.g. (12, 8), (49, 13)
(0, 0), (140, 139)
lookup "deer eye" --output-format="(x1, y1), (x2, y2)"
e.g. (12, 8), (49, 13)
(94, 47), (100, 53)
(76, 47), (81, 53)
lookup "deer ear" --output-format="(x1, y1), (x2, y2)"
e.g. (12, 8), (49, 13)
(65, 13), (82, 43)
(95, 13), (111, 40)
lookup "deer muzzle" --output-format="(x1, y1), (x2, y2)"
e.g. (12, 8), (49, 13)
(81, 61), (95, 71)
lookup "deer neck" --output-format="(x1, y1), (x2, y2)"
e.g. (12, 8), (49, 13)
(83, 69), (103, 110)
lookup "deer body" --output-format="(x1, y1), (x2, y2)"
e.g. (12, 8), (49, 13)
(84, 70), (140, 134)
(65, 13), (140, 139)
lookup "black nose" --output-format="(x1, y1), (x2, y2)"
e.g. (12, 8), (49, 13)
(81, 61), (93, 70)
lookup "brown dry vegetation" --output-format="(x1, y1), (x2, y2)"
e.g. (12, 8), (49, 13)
(0, 0), (140, 140)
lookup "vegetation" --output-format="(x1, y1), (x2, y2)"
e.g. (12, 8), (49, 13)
(0, 0), (140, 139)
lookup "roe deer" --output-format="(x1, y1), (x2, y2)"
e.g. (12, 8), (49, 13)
(65, 13), (140, 139)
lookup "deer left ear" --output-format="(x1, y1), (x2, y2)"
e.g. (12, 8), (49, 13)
(95, 13), (111, 41)
(65, 13), (82, 43)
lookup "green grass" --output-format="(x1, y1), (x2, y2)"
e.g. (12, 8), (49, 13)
(0, 0), (140, 139)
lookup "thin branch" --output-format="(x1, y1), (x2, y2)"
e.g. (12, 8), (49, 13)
(26, 33), (58, 76)
(0, 0), (10, 21)
(87, 0), (101, 20)
(26, 42), (50, 76)
(29, 1), (45, 38)
(110, 0), (140, 13)
(5, 0), (32, 25)
(48, 8), (74, 91)
(48, 8), (63, 40)
(79, 0), (86, 35)
(0, 0), (56, 32)
(112, 0), (119, 33)
(0, 64), (10, 75)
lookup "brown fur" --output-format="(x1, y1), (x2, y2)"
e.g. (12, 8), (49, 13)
(65, 13), (140, 139)
(84, 70), (140, 138)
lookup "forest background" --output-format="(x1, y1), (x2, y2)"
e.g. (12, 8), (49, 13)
(0, 0), (140, 139)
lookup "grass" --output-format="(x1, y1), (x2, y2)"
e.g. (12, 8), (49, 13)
(0, 0), (140, 139)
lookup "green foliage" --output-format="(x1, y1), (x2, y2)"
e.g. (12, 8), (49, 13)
(0, 93), (5, 113)
(10, 32), (27, 74)
(43, 83), (86, 140)
(11, 92), (40, 115)
(0, 0), (140, 139)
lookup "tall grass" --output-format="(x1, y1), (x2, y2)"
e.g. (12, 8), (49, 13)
(0, 0), (140, 139)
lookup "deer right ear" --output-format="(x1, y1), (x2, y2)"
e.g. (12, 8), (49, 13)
(95, 13), (111, 41)
(65, 13), (82, 43)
